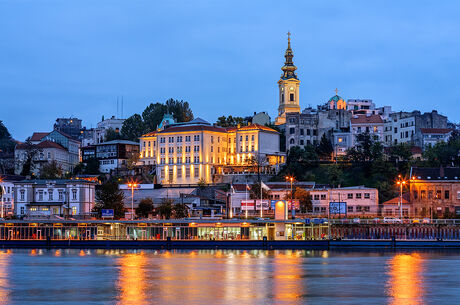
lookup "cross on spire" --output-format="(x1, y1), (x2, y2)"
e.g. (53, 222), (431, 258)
(287, 31), (291, 40)
(335, 88), (339, 95)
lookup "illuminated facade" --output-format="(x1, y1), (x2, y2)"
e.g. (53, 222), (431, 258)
(275, 32), (301, 125)
(409, 167), (460, 218)
(139, 118), (285, 185)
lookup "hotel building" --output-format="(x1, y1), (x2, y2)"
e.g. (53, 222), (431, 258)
(139, 118), (285, 185)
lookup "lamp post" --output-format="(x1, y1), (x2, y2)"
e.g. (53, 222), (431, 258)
(127, 182), (139, 220)
(285, 176), (294, 219)
(396, 175), (407, 220)
(0, 181), (4, 219)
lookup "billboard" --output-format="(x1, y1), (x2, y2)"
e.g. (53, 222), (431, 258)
(270, 200), (300, 210)
(255, 200), (270, 210)
(241, 200), (255, 211)
(329, 202), (347, 214)
(101, 209), (114, 218)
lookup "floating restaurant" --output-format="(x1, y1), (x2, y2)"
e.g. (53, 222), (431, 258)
(0, 219), (329, 241)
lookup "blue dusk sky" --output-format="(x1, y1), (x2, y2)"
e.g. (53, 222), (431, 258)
(1, 0), (459, 140)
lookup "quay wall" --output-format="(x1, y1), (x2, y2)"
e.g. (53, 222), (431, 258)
(2, 239), (460, 250)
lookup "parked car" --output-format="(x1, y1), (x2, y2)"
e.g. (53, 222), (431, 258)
(422, 218), (431, 224)
(412, 219), (420, 224)
(383, 217), (402, 224)
(373, 218), (381, 224)
(353, 218), (361, 224)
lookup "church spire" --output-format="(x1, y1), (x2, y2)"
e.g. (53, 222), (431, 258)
(281, 31), (298, 80)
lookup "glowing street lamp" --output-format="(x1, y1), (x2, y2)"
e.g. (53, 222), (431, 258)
(285, 176), (294, 219)
(396, 175), (407, 220)
(0, 177), (4, 219)
(127, 181), (140, 220)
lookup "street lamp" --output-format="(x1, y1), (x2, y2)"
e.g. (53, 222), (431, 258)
(396, 175), (407, 220)
(285, 176), (294, 219)
(127, 182), (140, 220)
(0, 177), (4, 219)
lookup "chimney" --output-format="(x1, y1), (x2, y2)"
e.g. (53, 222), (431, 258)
(440, 165), (444, 178)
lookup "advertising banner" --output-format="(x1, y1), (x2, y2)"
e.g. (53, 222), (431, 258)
(329, 202), (347, 214)
(241, 200), (255, 211)
(102, 209), (114, 218)
(255, 200), (270, 210)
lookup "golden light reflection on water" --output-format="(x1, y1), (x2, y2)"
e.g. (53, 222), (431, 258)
(272, 250), (303, 301)
(387, 253), (424, 305)
(0, 250), (11, 303)
(117, 252), (148, 305)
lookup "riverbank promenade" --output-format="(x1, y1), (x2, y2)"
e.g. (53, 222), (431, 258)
(1, 219), (460, 249)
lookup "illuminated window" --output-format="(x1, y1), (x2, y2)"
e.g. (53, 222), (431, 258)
(72, 206), (77, 215)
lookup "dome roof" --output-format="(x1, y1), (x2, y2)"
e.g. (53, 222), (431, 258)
(328, 95), (345, 103)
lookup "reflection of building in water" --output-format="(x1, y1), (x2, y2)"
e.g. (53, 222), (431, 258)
(387, 253), (425, 305)
(272, 250), (303, 301)
(118, 252), (148, 305)
(0, 251), (11, 303)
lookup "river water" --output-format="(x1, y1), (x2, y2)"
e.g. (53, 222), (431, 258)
(0, 249), (459, 304)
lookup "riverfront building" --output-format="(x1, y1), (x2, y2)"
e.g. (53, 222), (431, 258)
(409, 167), (460, 218)
(13, 179), (96, 218)
(139, 117), (284, 185)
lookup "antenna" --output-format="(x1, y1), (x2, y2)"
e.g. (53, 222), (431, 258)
(121, 96), (124, 119)
(116, 97), (119, 119)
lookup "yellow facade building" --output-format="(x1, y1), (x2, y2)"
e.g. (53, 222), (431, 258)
(139, 118), (285, 185)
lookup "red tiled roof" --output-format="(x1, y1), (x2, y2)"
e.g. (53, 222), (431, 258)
(16, 140), (66, 151)
(29, 132), (49, 141)
(158, 125), (227, 134)
(350, 114), (383, 124)
(420, 128), (452, 134)
(142, 131), (157, 137)
(227, 124), (278, 133)
(411, 146), (423, 154)
(383, 192), (410, 205)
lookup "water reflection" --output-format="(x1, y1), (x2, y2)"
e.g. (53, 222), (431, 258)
(272, 250), (303, 301)
(0, 251), (11, 303)
(117, 252), (148, 305)
(386, 253), (424, 305)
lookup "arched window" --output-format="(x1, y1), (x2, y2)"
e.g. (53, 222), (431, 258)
(289, 138), (295, 144)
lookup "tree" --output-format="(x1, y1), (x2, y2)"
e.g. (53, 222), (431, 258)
(317, 133), (333, 160)
(93, 180), (125, 219)
(0, 121), (15, 154)
(173, 203), (188, 219)
(40, 160), (62, 179)
(157, 198), (173, 219)
(388, 143), (412, 162)
(136, 198), (154, 218)
(165, 98), (194, 123)
(105, 127), (122, 142)
(327, 165), (343, 188)
(121, 114), (145, 142)
(346, 132), (383, 163)
(294, 187), (312, 213)
(18, 140), (38, 177)
(216, 115), (244, 127)
(249, 182), (270, 200)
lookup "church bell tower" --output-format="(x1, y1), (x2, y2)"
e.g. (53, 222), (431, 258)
(275, 32), (301, 125)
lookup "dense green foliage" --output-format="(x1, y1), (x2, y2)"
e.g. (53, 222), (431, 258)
(40, 160), (62, 179)
(121, 99), (194, 141)
(216, 115), (245, 127)
(274, 132), (402, 203)
(0, 121), (15, 154)
(93, 180), (125, 219)
(135, 198), (154, 218)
